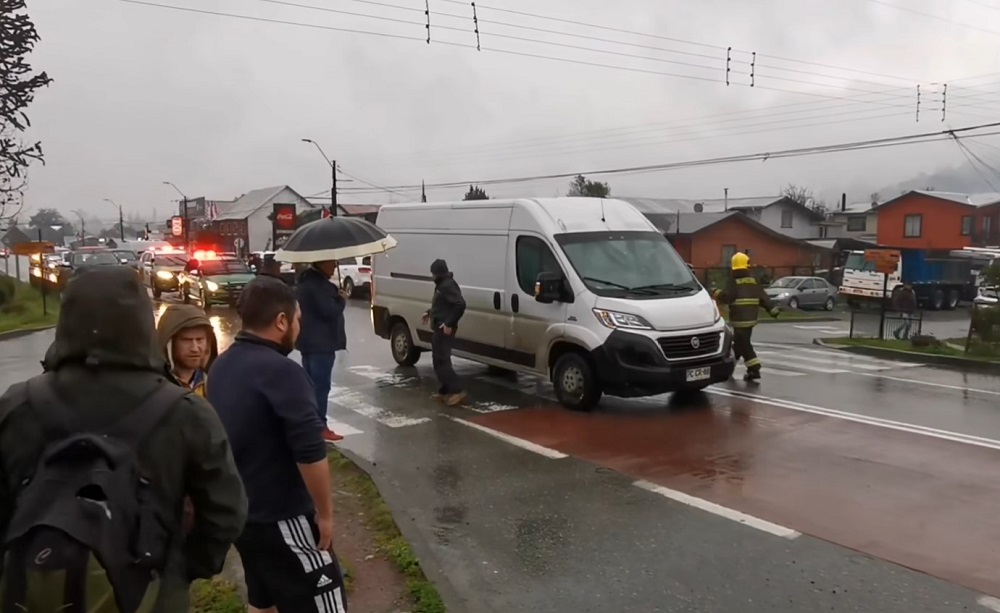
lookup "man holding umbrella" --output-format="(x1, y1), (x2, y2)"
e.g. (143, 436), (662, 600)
(275, 214), (398, 445)
(297, 260), (348, 443)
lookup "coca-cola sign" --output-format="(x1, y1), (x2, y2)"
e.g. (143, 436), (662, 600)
(272, 203), (297, 248)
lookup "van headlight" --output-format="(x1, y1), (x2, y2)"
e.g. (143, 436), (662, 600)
(712, 300), (721, 323)
(593, 309), (653, 330)
(205, 280), (219, 292)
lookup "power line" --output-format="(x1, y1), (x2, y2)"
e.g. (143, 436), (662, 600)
(332, 121), (1000, 191)
(867, 0), (1000, 35)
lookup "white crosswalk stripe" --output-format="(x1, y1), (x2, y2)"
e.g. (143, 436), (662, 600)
(328, 388), (431, 428)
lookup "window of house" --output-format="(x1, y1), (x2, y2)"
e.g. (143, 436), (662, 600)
(515, 236), (562, 294)
(780, 209), (793, 228)
(721, 244), (737, 265)
(961, 216), (974, 236)
(847, 216), (866, 232)
(904, 214), (922, 238)
(985, 216), (994, 241)
(818, 225), (828, 238)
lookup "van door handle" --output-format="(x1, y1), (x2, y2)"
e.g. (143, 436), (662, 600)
(493, 291), (501, 310)
(511, 294), (519, 313)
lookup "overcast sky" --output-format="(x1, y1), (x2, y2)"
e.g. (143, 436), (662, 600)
(20, 0), (1000, 226)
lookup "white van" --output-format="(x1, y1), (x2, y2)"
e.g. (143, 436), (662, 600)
(371, 198), (734, 411)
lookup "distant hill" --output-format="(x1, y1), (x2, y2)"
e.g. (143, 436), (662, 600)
(880, 161), (1000, 196)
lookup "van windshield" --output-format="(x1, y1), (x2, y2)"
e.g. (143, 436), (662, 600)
(555, 231), (700, 298)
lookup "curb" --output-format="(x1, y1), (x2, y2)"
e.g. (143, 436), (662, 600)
(814, 338), (1000, 373)
(334, 446), (469, 613)
(0, 324), (55, 342)
(759, 315), (845, 324)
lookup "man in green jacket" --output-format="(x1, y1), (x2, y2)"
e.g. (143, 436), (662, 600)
(157, 304), (219, 398)
(712, 252), (780, 381)
(0, 266), (247, 611)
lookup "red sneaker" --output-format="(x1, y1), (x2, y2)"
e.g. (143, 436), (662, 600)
(323, 428), (344, 443)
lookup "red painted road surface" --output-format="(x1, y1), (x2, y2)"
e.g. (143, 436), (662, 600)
(470, 396), (1000, 597)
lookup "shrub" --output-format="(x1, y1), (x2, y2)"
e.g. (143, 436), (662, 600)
(0, 276), (16, 309)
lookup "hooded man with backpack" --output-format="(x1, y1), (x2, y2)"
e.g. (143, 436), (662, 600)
(0, 265), (247, 612)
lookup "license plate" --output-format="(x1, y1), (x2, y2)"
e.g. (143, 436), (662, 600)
(685, 367), (711, 382)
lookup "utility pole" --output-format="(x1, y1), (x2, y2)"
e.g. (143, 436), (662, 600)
(182, 196), (189, 248)
(331, 158), (338, 217)
(104, 199), (125, 241)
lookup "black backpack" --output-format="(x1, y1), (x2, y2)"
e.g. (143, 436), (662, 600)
(0, 378), (186, 613)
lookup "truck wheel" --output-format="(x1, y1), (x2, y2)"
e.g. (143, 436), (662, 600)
(390, 321), (421, 366)
(931, 288), (945, 311)
(552, 353), (602, 412)
(945, 288), (960, 310)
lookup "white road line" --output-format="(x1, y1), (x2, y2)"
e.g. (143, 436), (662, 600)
(325, 419), (364, 436)
(329, 390), (431, 428)
(347, 365), (417, 386)
(706, 387), (1000, 451)
(464, 400), (521, 413)
(756, 357), (849, 374)
(757, 343), (922, 366)
(854, 372), (1000, 397)
(734, 364), (805, 377)
(634, 480), (800, 540)
(757, 350), (888, 371)
(446, 416), (567, 459)
(978, 596), (1000, 612)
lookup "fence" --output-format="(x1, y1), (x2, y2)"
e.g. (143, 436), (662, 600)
(849, 309), (923, 340)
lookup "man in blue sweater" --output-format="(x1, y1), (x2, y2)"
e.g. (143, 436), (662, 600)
(297, 261), (348, 443)
(208, 276), (346, 613)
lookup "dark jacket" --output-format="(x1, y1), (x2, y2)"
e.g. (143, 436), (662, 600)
(713, 270), (778, 328)
(208, 332), (328, 524)
(0, 266), (247, 612)
(295, 266), (347, 353)
(892, 287), (917, 314)
(430, 272), (467, 330)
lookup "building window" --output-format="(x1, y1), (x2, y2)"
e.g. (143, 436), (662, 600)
(721, 244), (737, 265)
(985, 216), (994, 241)
(904, 214), (922, 238)
(961, 216), (973, 236)
(780, 209), (793, 228)
(847, 216), (866, 232)
(818, 225), (828, 238)
(515, 236), (562, 295)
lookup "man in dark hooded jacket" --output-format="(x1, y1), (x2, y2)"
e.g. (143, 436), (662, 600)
(156, 303), (219, 398)
(421, 259), (467, 405)
(0, 266), (247, 612)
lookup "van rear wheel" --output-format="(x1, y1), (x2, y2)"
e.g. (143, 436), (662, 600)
(390, 322), (421, 366)
(552, 353), (602, 411)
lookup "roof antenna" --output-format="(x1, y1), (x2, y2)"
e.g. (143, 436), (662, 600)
(600, 198), (606, 223)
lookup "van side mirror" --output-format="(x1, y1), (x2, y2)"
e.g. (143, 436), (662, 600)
(534, 271), (565, 304)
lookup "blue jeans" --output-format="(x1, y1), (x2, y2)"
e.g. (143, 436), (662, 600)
(301, 352), (336, 423)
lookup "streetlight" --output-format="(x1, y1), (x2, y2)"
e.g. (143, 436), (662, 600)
(163, 181), (189, 248)
(302, 138), (338, 217)
(103, 198), (125, 241)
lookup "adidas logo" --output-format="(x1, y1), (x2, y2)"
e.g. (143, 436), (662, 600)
(316, 574), (333, 588)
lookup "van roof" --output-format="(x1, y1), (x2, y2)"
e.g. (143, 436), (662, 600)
(377, 197), (657, 234)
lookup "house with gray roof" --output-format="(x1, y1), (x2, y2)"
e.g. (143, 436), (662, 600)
(212, 185), (340, 253)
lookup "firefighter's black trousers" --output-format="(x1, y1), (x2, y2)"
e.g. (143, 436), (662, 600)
(732, 326), (761, 373)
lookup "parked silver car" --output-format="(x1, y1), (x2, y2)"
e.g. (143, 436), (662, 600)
(765, 276), (838, 310)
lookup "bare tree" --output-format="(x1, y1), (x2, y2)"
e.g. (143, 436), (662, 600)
(0, 0), (53, 223)
(781, 183), (813, 206)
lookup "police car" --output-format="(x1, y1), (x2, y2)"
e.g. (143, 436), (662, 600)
(180, 250), (255, 311)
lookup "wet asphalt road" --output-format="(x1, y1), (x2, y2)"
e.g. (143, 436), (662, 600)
(2, 297), (999, 612)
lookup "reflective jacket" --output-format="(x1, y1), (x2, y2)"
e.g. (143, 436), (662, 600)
(713, 272), (778, 328)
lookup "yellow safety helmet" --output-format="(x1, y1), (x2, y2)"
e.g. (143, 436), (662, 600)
(731, 252), (750, 271)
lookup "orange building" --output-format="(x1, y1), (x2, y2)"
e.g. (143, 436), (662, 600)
(876, 190), (1000, 250)
(649, 211), (829, 277)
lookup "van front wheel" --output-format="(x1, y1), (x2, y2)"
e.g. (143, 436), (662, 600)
(390, 322), (421, 366)
(552, 353), (602, 411)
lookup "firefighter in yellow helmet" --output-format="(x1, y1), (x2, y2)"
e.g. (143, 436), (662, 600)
(712, 252), (780, 381)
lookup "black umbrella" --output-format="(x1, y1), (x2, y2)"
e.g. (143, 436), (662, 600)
(274, 216), (397, 263)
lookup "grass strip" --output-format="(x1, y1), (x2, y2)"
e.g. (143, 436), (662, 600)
(824, 336), (1000, 362)
(0, 277), (59, 336)
(329, 450), (446, 613)
(190, 577), (243, 613)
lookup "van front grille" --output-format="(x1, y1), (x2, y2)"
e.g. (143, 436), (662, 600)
(657, 332), (720, 360)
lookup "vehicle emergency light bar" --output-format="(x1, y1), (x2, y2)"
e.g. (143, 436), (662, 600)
(191, 249), (218, 260)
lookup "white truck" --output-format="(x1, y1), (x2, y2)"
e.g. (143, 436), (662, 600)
(839, 248), (977, 310)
